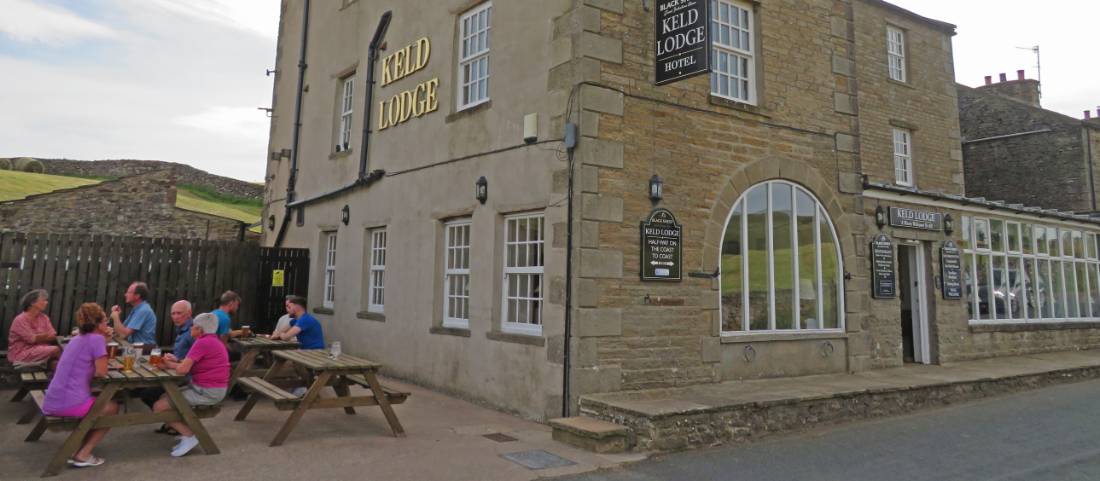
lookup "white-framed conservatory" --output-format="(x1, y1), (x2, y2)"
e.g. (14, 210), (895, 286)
(961, 215), (1100, 324)
(719, 180), (845, 335)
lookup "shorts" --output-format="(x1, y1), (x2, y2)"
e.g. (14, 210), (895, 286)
(45, 397), (95, 418)
(171, 385), (226, 407)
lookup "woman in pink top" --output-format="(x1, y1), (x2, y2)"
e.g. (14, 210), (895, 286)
(7, 289), (62, 369)
(42, 303), (120, 468)
(154, 312), (229, 457)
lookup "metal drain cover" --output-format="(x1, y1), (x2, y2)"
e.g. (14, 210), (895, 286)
(501, 450), (577, 470)
(483, 433), (518, 442)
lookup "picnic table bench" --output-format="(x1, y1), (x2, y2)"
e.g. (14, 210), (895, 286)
(235, 349), (408, 446)
(14, 371), (52, 424)
(229, 336), (300, 389)
(26, 357), (222, 477)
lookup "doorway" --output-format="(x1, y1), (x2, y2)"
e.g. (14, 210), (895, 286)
(898, 243), (932, 364)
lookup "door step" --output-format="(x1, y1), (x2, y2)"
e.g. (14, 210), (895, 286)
(548, 417), (633, 453)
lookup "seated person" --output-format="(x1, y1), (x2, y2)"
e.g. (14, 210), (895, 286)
(110, 281), (157, 345)
(7, 289), (62, 370)
(41, 303), (120, 468)
(139, 300), (196, 419)
(212, 290), (243, 343)
(270, 309), (295, 342)
(154, 312), (229, 457)
(270, 295), (323, 349)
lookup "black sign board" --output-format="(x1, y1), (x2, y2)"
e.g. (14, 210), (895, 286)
(871, 234), (896, 299)
(889, 207), (943, 231)
(640, 208), (683, 281)
(941, 240), (962, 300)
(654, 0), (710, 86)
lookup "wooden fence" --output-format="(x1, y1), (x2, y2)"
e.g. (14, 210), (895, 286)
(0, 232), (309, 348)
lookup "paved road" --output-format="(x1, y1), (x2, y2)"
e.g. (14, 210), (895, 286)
(556, 379), (1100, 481)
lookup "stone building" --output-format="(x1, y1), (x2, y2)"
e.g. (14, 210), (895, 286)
(0, 170), (251, 241)
(262, 0), (1100, 421)
(958, 72), (1100, 213)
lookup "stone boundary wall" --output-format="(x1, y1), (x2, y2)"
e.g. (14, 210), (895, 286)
(30, 158), (262, 200)
(579, 366), (1100, 452)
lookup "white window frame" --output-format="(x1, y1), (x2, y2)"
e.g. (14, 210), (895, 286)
(367, 228), (387, 313)
(893, 128), (914, 187)
(887, 26), (907, 82)
(501, 213), (544, 336)
(338, 76), (354, 151)
(442, 220), (472, 329)
(457, 2), (492, 111)
(718, 180), (846, 336)
(323, 232), (337, 309)
(963, 216), (1100, 325)
(710, 0), (756, 105)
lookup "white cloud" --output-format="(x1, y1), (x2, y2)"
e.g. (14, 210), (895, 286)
(0, 0), (118, 44)
(139, 0), (278, 39)
(175, 106), (271, 143)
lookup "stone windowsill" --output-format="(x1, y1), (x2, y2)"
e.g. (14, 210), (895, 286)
(430, 326), (471, 338)
(708, 95), (769, 118)
(720, 331), (850, 344)
(887, 77), (916, 91)
(356, 311), (385, 322)
(445, 100), (492, 123)
(328, 149), (353, 160)
(969, 321), (1100, 334)
(312, 307), (334, 315)
(485, 330), (545, 347)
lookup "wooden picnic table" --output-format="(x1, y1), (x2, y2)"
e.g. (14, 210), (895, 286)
(28, 356), (220, 477)
(228, 336), (300, 388)
(234, 349), (407, 446)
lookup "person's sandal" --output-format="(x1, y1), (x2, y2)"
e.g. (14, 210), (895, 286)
(69, 456), (105, 468)
(154, 424), (180, 436)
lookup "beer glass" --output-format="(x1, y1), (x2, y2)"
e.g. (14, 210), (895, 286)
(107, 342), (119, 359)
(122, 347), (136, 373)
(150, 348), (162, 368)
(241, 325), (252, 338)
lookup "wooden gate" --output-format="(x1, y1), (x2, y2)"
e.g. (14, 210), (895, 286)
(0, 232), (309, 348)
(253, 247), (311, 334)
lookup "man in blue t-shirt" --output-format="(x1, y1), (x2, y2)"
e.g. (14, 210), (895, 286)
(212, 290), (241, 343)
(111, 281), (157, 345)
(271, 295), (324, 349)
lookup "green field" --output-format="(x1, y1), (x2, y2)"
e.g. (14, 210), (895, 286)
(0, 170), (261, 230)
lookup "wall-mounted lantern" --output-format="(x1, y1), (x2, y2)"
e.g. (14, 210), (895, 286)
(943, 213), (954, 236)
(341, 205), (350, 226)
(875, 205), (887, 229)
(476, 176), (488, 205)
(268, 215), (276, 231)
(649, 174), (664, 203)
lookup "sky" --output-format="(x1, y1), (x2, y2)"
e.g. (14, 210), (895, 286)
(0, 1), (1097, 183)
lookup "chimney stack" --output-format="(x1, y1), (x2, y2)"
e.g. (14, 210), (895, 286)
(985, 75), (993, 86)
(999, 73), (1008, 82)
(1017, 70), (1026, 81)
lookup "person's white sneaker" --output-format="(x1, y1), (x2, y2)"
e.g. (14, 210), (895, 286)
(291, 387), (307, 397)
(171, 436), (200, 457)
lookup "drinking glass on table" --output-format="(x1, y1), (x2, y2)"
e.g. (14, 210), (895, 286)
(241, 325), (252, 338)
(107, 342), (120, 359)
(150, 348), (162, 368)
(330, 341), (342, 359)
(122, 347), (136, 373)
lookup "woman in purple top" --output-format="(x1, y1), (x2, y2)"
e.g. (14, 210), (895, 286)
(41, 303), (120, 468)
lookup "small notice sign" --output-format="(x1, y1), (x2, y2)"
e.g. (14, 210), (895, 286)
(654, 0), (710, 85)
(272, 269), (285, 288)
(640, 208), (683, 282)
(871, 234), (896, 299)
(941, 240), (962, 300)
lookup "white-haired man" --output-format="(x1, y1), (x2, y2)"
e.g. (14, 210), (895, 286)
(154, 312), (229, 457)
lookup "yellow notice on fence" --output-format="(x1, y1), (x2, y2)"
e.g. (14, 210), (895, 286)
(272, 269), (285, 287)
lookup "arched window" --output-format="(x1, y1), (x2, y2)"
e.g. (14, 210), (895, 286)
(720, 180), (844, 334)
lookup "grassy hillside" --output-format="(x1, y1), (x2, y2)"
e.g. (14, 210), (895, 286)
(0, 170), (261, 230)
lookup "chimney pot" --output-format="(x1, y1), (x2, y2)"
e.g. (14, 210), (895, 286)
(984, 75), (993, 86)
(1017, 70), (1025, 81)
(999, 73), (1008, 82)
(1088, 111), (1094, 120)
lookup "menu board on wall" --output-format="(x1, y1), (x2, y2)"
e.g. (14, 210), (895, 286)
(941, 240), (963, 300)
(640, 208), (683, 281)
(871, 234), (896, 299)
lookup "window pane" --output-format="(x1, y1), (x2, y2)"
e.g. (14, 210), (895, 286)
(1077, 262), (1090, 317)
(1052, 261), (1067, 318)
(1067, 261), (1080, 317)
(960, 216), (971, 250)
(772, 183), (794, 330)
(1047, 227), (1059, 256)
(1091, 265), (1100, 318)
(976, 254), (991, 320)
(1037, 259), (1053, 318)
(1035, 226), (1048, 255)
(1007, 257), (1022, 319)
(975, 219), (990, 250)
(990, 219), (1004, 252)
(992, 256), (1007, 319)
(819, 208), (841, 330)
(1007, 222), (1020, 252)
(1022, 223), (1033, 254)
(745, 186), (769, 330)
(1020, 257), (1033, 319)
(796, 191), (818, 329)
(721, 202), (745, 331)
(964, 253), (975, 319)
(1062, 229), (1073, 257)
(1074, 231), (1085, 259)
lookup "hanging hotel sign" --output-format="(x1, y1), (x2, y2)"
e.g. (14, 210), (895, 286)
(889, 207), (943, 231)
(654, 0), (710, 86)
(378, 37), (439, 131)
(871, 233), (896, 299)
(940, 240), (962, 300)
(640, 208), (683, 281)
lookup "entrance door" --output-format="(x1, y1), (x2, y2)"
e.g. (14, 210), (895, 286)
(898, 243), (932, 364)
